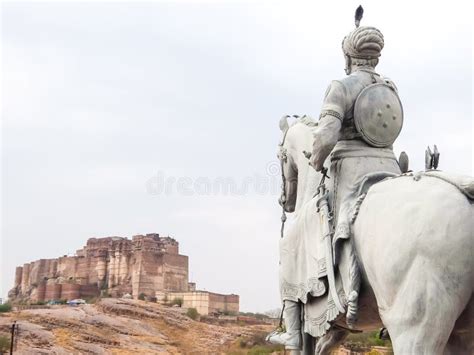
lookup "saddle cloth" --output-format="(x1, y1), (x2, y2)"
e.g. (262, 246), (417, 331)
(423, 171), (474, 200)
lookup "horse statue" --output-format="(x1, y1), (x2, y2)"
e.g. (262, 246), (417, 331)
(273, 115), (473, 355)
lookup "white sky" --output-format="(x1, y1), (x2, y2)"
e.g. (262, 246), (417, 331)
(1, 0), (472, 311)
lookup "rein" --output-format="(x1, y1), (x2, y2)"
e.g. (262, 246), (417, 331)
(278, 127), (290, 239)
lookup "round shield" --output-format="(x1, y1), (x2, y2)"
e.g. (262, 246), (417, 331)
(354, 83), (403, 147)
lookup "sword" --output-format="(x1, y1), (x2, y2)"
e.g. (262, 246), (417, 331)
(316, 168), (345, 314)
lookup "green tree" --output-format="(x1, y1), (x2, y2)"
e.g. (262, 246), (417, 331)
(186, 307), (199, 320)
(0, 304), (12, 313)
(138, 293), (146, 301)
(171, 297), (183, 307)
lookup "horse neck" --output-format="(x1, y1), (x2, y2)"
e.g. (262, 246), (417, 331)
(295, 162), (319, 213)
(286, 124), (319, 212)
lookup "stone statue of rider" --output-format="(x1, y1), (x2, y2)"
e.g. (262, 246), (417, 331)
(268, 7), (403, 350)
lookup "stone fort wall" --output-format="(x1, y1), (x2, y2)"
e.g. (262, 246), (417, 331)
(166, 291), (240, 316)
(9, 233), (189, 302)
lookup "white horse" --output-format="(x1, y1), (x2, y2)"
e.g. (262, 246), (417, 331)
(278, 117), (474, 355)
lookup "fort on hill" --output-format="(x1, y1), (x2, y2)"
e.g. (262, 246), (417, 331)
(8, 233), (239, 315)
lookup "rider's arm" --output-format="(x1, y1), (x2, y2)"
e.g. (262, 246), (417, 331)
(311, 117), (341, 171)
(311, 81), (346, 171)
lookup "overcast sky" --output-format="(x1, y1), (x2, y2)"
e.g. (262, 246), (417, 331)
(1, 1), (472, 311)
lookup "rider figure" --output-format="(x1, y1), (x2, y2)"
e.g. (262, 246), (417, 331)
(311, 24), (401, 245)
(268, 11), (403, 350)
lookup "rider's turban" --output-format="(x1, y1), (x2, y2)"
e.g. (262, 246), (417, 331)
(342, 26), (384, 59)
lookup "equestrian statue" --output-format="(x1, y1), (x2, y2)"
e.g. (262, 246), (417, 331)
(266, 6), (474, 355)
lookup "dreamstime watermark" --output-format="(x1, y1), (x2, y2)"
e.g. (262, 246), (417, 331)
(146, 161), (282, 196)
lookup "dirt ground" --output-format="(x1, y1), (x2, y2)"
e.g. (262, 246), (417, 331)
(0, 299), (277, 354)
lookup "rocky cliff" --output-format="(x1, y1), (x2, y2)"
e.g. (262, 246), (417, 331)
(0, 299), (276, 354)
(9, 233), (189, 302)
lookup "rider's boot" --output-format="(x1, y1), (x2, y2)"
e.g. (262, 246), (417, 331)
(266, 300), (302, 350)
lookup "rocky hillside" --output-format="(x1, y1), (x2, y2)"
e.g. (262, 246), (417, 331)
(0, 299), (278, 354)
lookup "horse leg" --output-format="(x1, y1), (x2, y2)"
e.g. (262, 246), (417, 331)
(302, 332), (315, 355)
(444, 296), (474, 355)
(379, 258), (462, 355)
(266, 300), (302, 349)
(353, 177), (474, 355)
(444, 329), (474, 355)
(314, 328), (348, 355)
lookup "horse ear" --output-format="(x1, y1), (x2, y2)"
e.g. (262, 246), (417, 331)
(279, 115), (290, 133)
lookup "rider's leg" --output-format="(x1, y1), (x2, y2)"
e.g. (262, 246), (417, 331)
(267, 300), (302, 350)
